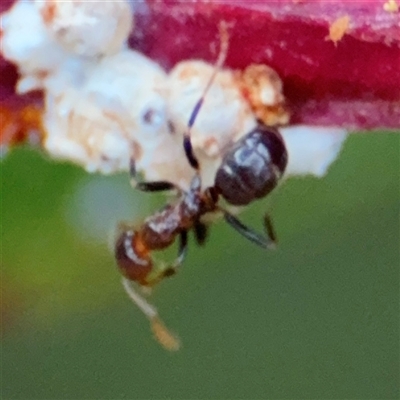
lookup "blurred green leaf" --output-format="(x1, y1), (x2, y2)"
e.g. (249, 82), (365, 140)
(1, 133), (399, 399)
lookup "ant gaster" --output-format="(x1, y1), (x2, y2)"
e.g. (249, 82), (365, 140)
(114, 24), (288, 350)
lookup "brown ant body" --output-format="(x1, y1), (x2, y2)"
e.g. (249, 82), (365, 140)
(114, 24), (288, 350)
(116, 125), (287, 287)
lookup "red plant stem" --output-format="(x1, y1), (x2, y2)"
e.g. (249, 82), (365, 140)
(1, 0), (399, 139)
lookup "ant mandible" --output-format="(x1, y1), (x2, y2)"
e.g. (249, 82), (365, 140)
(114, 23), (288, 350)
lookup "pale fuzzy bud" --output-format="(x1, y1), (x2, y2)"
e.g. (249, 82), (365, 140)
(34, 0), (133, 57)
(167, 60), (256, 158)
(236, 64), (290, 126)
(1, 2), (347, 185)
(43, 50), (192, 184)
(280, 126), (348, 177)
(166, 60), (294, 188)
(1, 1), (68, 93)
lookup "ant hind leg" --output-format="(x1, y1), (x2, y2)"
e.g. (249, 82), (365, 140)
(223, 210), (277, 250)
(263, 213), (277, 244)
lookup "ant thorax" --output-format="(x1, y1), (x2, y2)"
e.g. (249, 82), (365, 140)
(140, 175), (209, 248)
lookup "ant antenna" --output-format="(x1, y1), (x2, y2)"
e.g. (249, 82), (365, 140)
(183, 21), (230, 170)
(121, 277), (180, 351)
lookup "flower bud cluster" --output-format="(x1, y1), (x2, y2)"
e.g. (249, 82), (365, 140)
(1, 0), (347, 189)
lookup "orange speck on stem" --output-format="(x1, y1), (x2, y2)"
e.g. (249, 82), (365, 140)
(0, 105), (44, 149)
(326, 15), (350, 46)
(383, 0), (399, 13)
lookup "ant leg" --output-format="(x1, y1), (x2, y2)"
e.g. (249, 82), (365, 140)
(183, 22), (229, 171)
(121, 277), (180, 351)
(130, 158), (178, 193)
(223, 210), (277, 250)
(263, 213), (278, 243)
(163, 230), (188, 278)
(194, 220), (208, 246)
(174, 230), (189, 269)
(141, 231), (188, 286)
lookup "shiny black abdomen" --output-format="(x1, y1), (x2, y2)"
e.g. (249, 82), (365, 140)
(214, 125), (288, 206)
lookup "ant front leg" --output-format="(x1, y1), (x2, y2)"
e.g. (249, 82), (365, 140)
(130, 159), (179, 193)
(163, 230), (188, 278)
(223, 210), (277, 250)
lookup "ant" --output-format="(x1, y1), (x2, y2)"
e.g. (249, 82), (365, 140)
(114, 24), (288, 350)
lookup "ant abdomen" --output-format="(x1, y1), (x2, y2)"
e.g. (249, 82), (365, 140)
(115, 230), (152, 286)
(215, 125), (288, 206)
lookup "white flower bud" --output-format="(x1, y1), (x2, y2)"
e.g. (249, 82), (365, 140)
(1, 1), (68, 93)
(34, 0), (133, 57)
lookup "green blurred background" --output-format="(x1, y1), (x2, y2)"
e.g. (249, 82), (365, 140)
(1, 132), (399, 399)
